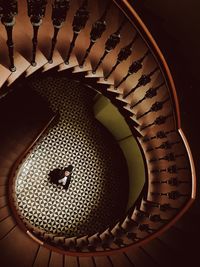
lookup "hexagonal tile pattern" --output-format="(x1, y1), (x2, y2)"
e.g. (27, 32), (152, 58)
(14, 75), (128, 237)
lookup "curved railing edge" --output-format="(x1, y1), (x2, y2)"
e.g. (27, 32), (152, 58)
(113, 0), (181, 129)
(8, 111), (59, 245)
(178, 128), (196, 200)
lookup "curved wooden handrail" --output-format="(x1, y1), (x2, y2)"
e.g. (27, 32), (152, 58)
(113, 0), (181, 130)
(178, 128), (196, 200)
(8, 111), (59, 244)
(2, 0), (196, 257)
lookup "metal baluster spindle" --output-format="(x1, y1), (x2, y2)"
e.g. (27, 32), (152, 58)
(104, 33), (139, 80)
(151, 164), (188, 174)
(0, 0), (18, 72)
(123, 66), (159, 99)
(79, 2), (111, 67)
(151, 177), (190, 186)
(155, 140), (180, 150)
(142, 129), (175, 143)
(140, 113), (172, 131)
(92, 18), (126, 73)
(115, 50), (149, 89)
(49, 0), (70, 63)
(130, 82), (165, 109)
(27, 0), (47, 66)
(137, 97), (170, 120)
(149, 152), (185, 162)
(151, 190), (189, 200)
(64, 0), (89, 64)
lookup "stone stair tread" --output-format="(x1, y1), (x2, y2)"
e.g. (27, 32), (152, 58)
(58, 54), (79, 72)
(0, 206), (10, 221)
(49, 251), (63, 267)
(32, 246), (50, 267)
(0, 196), (7, 208)
(7, 52), (30, 86)
(0, 225), (39, 267)
(86, 68), (104, 78)
(0, 215), (16, 239)
(97, 77), (114, 85)
(42, 50), (63, 73)
(73, 60), (92, 73)
(64, 256), (78, 267)
(0, 65), (11, 89)
(26, 50), (48, 77)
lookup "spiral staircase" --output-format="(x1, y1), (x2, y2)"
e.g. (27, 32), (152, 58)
(0, 0), (198, 266)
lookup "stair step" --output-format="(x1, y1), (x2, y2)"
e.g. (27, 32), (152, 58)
(0, 225), (39, 267)
(0, 196), (7, 209)
(107, 85), (121, 94)
(125, 248), (158, 267)
(42, 50), (63, 73)
(86, 68), (104, 78)
(141, 239), (176, 267)
(78, 257), (95, 267)
(0, 216), (16, 239)
(58, 54), (79, 72)
(116, 94), (130, 104)
(0, 206), (10, 222)
(26, 50), (48, 77)
(109, 253), (134, 267)
(0, 186), (6, 198)
(73, 61), (92, 73)
(0, 65), (11, 89)
(6, 52), (30, 86)
(98, 77), (114, 86)
(49, 251), (63, 267)
(0, 177), (9, 188)
(64, 256), (78, 267)
(94, 256), (112, 267)
(33, 246), (50, 267)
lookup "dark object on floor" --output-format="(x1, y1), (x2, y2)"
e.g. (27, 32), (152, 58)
(49, 165), (73, 190)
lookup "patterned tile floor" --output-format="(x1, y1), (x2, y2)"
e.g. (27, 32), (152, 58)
(14, 75), (129, 237)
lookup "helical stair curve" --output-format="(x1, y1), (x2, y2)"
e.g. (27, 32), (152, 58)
(0, 0), (196, 267)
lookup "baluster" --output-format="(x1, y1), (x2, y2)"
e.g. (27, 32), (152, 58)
(27, 0), (47, 66)
(123, 67), (159, 99)
(142, 129), (175, 143)
(130, 82), (165, 109)
(143, 201), (179, 211)
(138, 223), (155, 233)
(49, 0), (70, 63)
(126, 232), (141, 241)
(155, 140), (180, 150)
(0, 0), (18, 72)
(151, 190), (189, 200)
(149, 214), (168, 223)
(64, 0), (89, 64)
(115, 50), (149, 89)
(92, 18), (126, 73)
(151, 177), (190, 186)
(104, 33), (139, 80)
(158, 153), (184, 161)
(149, 152), (185, 162)
(137, 97), (170, 120)
(79, 2), (111, 67)
(137, 210), (168, 223)
(151, 164), (187, 174)
(140, 113), (172, 131)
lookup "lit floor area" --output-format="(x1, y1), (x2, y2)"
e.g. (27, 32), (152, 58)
(14, 75), (129, 237)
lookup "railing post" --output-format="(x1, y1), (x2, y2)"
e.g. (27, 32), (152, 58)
(79, 2), (111, 67)
(27, 0), (47, 66)
(0, 0), (18, 72)
(92, 18), (126, 73)
(49, 0), (70, 63)
(64, 0), (89, 64)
